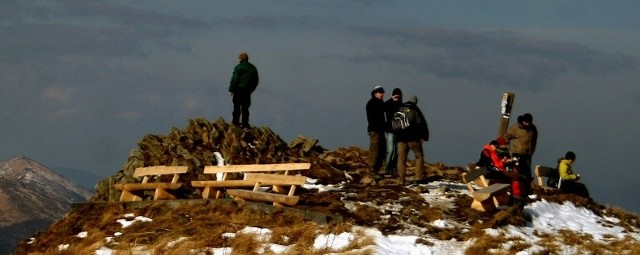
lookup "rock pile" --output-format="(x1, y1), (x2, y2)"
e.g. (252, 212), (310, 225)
(93, 117), (461, 202)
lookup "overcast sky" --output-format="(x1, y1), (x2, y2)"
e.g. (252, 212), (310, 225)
(2, 1), (639, 213)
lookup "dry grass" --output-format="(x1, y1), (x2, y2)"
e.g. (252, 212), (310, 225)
(12, 171), (640, 255)
(13, 200), (369, 255)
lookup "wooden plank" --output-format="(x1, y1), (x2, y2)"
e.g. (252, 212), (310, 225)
(119, 189), (142, 202)
(133, 166), (188, 177)
(191, 180), (257, 188)
(472, 183), (510, 202)
(154, 188), (177, 200)
(226, 189), (300, 206)
(465, 167), (489, 182)
(203, 163), (311, 174)
(120, 183), (183, 191)
(244, 173), (307, 185)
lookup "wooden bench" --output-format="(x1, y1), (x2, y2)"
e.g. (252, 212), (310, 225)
(113, 166), (188, 201)
(535, 165), (560, 190)
(462, 167), (510, 213)
(191, 163), (311, 199)
(226, 173), (307, 206)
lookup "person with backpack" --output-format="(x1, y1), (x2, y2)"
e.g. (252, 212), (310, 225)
(394, 95), (429, 185)
(365, 85), (386, 185)
(383, 88), (404, 177)
(558, 151), (590, 198)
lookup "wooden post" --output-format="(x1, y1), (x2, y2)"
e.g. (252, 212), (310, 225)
(498, 92), (515, 137)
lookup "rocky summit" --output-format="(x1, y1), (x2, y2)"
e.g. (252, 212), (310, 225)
(11, 117), (640, 254)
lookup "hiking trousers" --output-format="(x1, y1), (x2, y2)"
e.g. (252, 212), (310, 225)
(368, 131), (385, 175)
(384, 132), (398, 174)
(397, 140), (424, 185)
(232, 91), (252, 126)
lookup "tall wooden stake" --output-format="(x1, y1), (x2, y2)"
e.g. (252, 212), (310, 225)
(498, 92), (515, 137)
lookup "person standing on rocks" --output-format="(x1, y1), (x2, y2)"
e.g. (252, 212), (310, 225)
(365, 85), (386, 184)
(504, 113), (537, 196)
(228, 52), (259, 128)
(384, 88), (404, 177)
(395, 95), (429, 186)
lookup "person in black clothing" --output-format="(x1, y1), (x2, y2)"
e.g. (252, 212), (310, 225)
(365, 85), (386, 184)
(383, 88), (403, 177)
(228, 52), (259, 128)
(396, 95), (429, 185)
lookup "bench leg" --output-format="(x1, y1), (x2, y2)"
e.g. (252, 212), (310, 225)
(494, 191), (510, 206)
(120, 190), (142, 202)
(471, 198), (497, 213)
(154, 188), (176, 200)
(202, 187), (211, 199)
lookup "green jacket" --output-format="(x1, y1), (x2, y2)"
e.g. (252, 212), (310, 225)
(229, 60), (259, 93)
(558, 159), (579, 181)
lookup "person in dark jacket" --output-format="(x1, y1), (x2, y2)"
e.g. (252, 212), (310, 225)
(228, 52), (259, 128)
(505, 113), (537, 195)
(396, 95), (429, 185)
(383, 88), (403, 177)
(364, 85), (386, 184)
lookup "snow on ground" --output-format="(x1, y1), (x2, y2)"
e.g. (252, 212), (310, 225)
(84, 180), (637, 254)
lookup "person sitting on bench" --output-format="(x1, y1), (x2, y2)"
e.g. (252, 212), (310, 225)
(558, 151), (590, 198)
(477, 138), (511, 179)
(477, 138), (527, 198)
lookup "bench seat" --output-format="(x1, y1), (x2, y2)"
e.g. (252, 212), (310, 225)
(113, 166), (187, 201)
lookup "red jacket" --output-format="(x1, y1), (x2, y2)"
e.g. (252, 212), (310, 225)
(481, 144), (506, 171)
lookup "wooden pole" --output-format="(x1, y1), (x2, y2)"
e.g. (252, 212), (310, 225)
(498, 92), (515, 137)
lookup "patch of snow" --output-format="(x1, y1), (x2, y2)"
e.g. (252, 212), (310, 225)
(166, 236), (188, 248)
(313, 231), (355, 251)
(524, 199), (627, 240)
(116, 215), (153, 228)
(58, 244), (69, 251)
(95, 247), (114, 255)
(76, 231), (88, 238)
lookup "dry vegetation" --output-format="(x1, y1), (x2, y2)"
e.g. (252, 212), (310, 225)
(14, 176), (640, 254)
(11, 119), (640, 254)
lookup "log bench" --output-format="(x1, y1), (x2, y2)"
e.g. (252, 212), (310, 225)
(191, 163), (311, 199)
(535, 165), (561, 190)
(462, 167), (510, 213)
(113, 166), (188, 202)
(226, 173), (307, 206)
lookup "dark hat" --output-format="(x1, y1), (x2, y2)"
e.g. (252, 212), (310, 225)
(392, 88), (402, 96)
(238, 52), (249, 60)
(405, 95), (417, 104)
(565, 151), (576, 160)
(372, 85), (385, 94)
(522, 113), (533, 123)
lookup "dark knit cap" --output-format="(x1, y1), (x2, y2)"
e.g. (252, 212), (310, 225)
(392, 88), (402, 96)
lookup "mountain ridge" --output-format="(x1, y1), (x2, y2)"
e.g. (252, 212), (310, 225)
(0, 156), (93, 255)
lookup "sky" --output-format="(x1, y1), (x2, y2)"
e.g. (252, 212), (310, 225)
(55, 180), (640, 254)
(1, 1), (639, 213)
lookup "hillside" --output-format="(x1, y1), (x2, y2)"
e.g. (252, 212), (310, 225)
(12, 118), (640, 254)
(0, 156), (93, 255)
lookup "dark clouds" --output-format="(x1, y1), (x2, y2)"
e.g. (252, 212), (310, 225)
(352, 27), (638, 90)
(1, 1), (640, 214)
